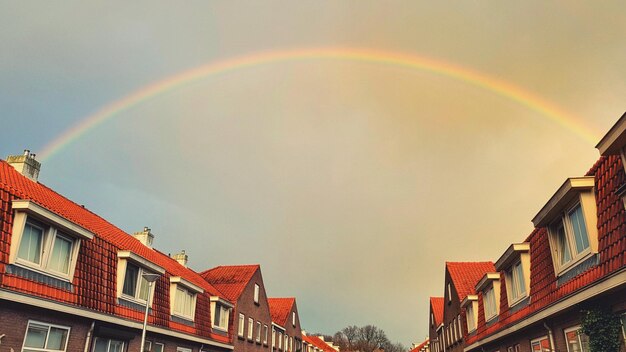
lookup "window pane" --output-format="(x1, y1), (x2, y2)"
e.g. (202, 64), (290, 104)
(556, 223), (572, 265)
(214, 305), (221, 325)
(154, 343), (164, 352)
(46, 327), (68, 350)
(24, 323), (48, 348)
(18, 223), (43, 264)
(109, 340), (124, 352)
(123, 263), (139, 296)
(515, 262), (526, 296)
(138, 274), (149, 301)
(49, 235), (72, 274)
(569, 206), (590, 254)
(93, 338), (109, 352)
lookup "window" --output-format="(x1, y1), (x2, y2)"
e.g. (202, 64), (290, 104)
(549, 202), (593, 273)
(507, 348), (513, 352)
(292, 311), (296, 326)
(238, 314), (245, 337)
(457, 316), (462, 340)
(507, 260), (526, 304)
(174, 286), (195, 318)
(431, 313), (435, 327)
(530, 337), (551, 352)
(10, 201), (93, 282)
(285, 335), (289, 351)
(514, 345), (520, 352)
(22, 321), (70, 352)
(248, 318), (254, 340)
(447, 283), (452, 303)
(466, 303), (477, 332)
(622, 313), (626, 341)
(169, 276), (202, 321)
(278, 332), (283, 349)
(564, 326), (589, 352)
(176, 348), (192, 352)
(145, 342), (164, 352)
(264, 325), (269, 345)
(272, 329), (276, 347)
(484, 285), (497, 321)
(213, 304), (230, 330)
(93, 337), (125, 352)
(256, 321), (262, 343)
(254, 283), (260, 304)
(122, 262), (151, 302)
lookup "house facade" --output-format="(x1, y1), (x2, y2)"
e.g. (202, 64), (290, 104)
(200, 265), (273, 352)
(424, 112), (626, 352)
(0, 152), (235, 352)
(268, 298), (303, 352)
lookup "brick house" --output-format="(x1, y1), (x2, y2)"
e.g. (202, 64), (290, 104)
(0, 152), (235, 352)
(268, 298), (303, 352)
(424, 112), (626, 352)
(428, 297), (443, 352)
(441, 262), (495, 352)
(200, 265), (273, 352)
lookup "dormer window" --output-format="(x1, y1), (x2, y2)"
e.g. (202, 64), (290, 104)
(532, 177), (598, 276)
(495, 243), (531, 307)
(210, 297), (232, 331)
(9, 200), (94, 282)
(461, 295), (478, 333)
(117, 251), (164, 306)
(476, 272), (501, 322)
(170, 277), (204, 321)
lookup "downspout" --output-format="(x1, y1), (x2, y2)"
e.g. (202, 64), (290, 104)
(543, 322), (556, 352)
(83, 321), (95, 352)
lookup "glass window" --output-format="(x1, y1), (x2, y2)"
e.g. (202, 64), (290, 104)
(484, 286), (497, 320)
(530, 337), (551, 352)
(564, 326), (589, 352)
(248, 318), (254, 340)
(264, 325), (269, 344)
(23, 321), (70, 352)
(466, 304), (476, 332)
(508, 261), (526, 303)
(292, 312), (296, 326)
(18, 223), (44, 264)
(92, 337), (124, 352)
(254, 283), (260, 303)
(174, 287), (194, 318)
(153, 343), (164, 352)
(568, 205), (590, 254)
(238, 314), (245, 336)
(176, 348), (192, 352)
(549, 202), (593, 274)
(213, 304), (229, 329)
(256, 321), (261, 342)
(48, 234), (72, 274)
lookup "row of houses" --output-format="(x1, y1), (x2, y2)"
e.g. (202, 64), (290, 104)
(0, 150), (340, 352)
(419, 112), (626, 352)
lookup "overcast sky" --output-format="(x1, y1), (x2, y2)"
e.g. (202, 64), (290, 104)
(2, 1), (626, 345)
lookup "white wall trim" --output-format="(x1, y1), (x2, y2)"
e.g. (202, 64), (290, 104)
(12, 200), (94, 240)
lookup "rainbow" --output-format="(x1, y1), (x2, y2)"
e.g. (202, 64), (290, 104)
(39, 47), (599, 160)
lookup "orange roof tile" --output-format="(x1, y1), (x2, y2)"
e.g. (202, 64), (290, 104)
(268, 297), (295, 327)
(200, 264), (259, 301)
(304, 335), (336, 352)
(446, 261), (495, 302)
(430, 297), (444, 326)
(410, 339), (429, 352)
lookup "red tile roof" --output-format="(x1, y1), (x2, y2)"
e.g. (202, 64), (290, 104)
(430, 296), (444, 326)
(410, 339), (429, 352)
(446, 262), (495, 302)
(200, 264), (259, 301)
(0, 160), (230, 342)
(304, 335), (336, 352)
(268, 297), (295, 327)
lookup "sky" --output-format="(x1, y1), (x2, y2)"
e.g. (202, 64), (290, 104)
(1, 1), (626, 345)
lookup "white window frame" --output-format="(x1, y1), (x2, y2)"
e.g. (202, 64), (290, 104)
(256, 321), (262, 343)
(483, 285), (498, 321)
(22, 320), (71, 352)
(564, 325), (589, 352)
(447, 283), (452, 303)
(254, 283), (260, 304)
(238, 314), (245, 337)
(621, 313), (626, 341)
(278, 332), (283, 349)
(464, 299), (478, 333)
(176, 348), (192, 352)
(548, 201), (594, 275)
(530, 336), (551, 352)
(116, 251), (164, 307)
(263, 324), (269, 345)
(92, 337), (125, 352)
(212, 303), (230, 331)
(169, 277), (203, 321)
(145, 341), (164, 352)
(248, 318), (254, 340)
(292, 312), (296, 326)
(153, 343), (164, 352)
(506, 260), (527, 306)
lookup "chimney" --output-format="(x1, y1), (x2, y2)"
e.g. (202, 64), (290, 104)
(171, 250), (188, 267)
(132, 227), (154, 248)
(6, 150), (41, 181)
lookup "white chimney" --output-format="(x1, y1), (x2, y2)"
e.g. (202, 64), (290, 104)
(6, 150), (41, 181)
(172, 250), (188, 267)
(133, 227), (154, 248)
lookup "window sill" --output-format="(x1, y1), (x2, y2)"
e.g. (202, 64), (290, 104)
(213, 325), (228, 332)
(171, 314), (195, 326)
(555, 251), (595, 277)
(508, 294), (528, 308)
(238, 335), (246, 340)
(119, 294), (149, 307)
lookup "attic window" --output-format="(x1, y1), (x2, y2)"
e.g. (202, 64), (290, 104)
(9, 200), (94, 282)
(117, 251), (164, 306)
(495, 243), (530, 307)
(170, 276), (204, 321)
(532, 177), (598, 276)
(460, 295), (478, 333)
